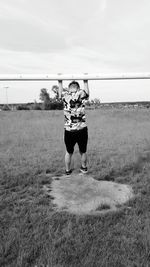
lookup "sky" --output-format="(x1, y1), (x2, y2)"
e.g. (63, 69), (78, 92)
(0, 0), (150, 103)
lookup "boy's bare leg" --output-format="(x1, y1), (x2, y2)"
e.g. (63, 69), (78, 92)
(65, 151), (72, 171)
(80, 152), (87, 168)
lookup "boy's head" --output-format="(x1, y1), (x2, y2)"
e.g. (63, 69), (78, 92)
(68, 81), (80, 92)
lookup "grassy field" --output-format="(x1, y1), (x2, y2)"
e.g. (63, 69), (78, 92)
(0, 108), (150, 267)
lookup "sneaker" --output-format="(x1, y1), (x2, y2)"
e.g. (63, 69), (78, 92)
(80, 166), (88, 174)
(65, 169), (72, 175)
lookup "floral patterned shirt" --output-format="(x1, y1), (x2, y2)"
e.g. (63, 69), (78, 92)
(62, 89), (89, 131)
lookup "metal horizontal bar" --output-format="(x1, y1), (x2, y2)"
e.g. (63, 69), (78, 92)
(0, 73), (150, 81)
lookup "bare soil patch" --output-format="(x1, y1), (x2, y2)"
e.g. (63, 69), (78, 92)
(43, 174), (133, 215)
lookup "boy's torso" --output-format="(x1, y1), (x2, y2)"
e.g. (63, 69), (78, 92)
(62, 90), (87, 131)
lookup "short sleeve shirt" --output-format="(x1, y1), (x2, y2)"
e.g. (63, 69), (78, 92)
(62, 89), (88, 131)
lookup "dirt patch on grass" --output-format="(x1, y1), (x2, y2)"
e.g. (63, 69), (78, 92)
(43, 174), (133, 215)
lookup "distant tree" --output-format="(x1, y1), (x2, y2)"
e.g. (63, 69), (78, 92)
(93, 98), (101, 105)
(40, 88), (50, 102)
(85, 100), (91, 106)
(90, 99), (94, 105)
(51, 84), (69, 100)
(38, 86), (64, 110)
(51, 85), (59, 99)
(39, 88), (51, 110)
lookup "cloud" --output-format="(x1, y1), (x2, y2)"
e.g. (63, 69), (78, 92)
(0, 18), (69, 53)
(0, 0), (69, 53)
(0, 0), (150, 74)
(100, 0), (107, 12)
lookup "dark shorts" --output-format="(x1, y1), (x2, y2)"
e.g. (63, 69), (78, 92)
(64, 127), (88, 154)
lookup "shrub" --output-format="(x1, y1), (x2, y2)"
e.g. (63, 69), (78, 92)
(49, 101), (63, 110)
(16, 105), (30, 110)
(41, 100), (63, 110)
(32, 102), (42, 110)
(2, 105), (11, 111)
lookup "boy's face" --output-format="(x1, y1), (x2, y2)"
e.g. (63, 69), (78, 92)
(69, 85), (79, 93)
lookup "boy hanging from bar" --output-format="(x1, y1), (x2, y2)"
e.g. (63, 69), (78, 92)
(52, 80), (89, 175)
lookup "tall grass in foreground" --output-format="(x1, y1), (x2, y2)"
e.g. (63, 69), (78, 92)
(0, 109), (150, 267)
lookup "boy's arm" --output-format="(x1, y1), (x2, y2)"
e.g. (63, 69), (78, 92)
(80, 80), (89, 99)
(84, 80), (89, 97)
(58, 80), (69, 98)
